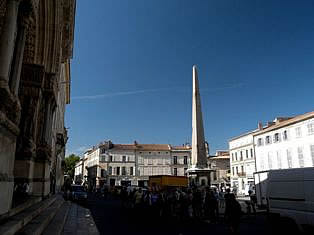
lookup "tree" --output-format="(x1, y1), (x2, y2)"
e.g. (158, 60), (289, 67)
(64, 154), (80, 179)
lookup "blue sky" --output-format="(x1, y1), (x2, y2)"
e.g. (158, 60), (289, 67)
(66, 0), (314, 156)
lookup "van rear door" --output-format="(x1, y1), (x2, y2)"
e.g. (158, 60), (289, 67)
(267, 169), (305, 217)
(304, 168), (314, 227)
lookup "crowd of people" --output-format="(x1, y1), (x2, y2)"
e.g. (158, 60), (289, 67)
(106, 186), (256, 234)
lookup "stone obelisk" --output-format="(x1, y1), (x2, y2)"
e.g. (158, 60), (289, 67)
(187, 65), (211, 186)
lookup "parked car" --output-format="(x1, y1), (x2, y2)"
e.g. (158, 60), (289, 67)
(70, 185), (88, 201)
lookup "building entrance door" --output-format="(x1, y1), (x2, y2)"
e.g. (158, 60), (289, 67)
(109, 179), (115, 186)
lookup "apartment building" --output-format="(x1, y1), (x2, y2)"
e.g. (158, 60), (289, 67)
(229, 131), (257, 195)
(254, 111), (314, 205)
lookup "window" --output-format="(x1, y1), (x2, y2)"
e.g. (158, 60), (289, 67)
(109, 155), (113, 162)
(286, 149), (292, 168)
(235, 152), (238, 161)
(108, 166), (112, 175)
(236, 166), (239, 174)
(173, 168), (177, 176)
(101, 169), (105, 177)
(250, 149), (253, 158)
(257, 138), (263, 146)
(173, 156), (177, 164)
(295, 127), (302, 138)
(310, 145), (314, 166)
(268, 152), (273, 169)
(277, 151), (282, 169)
(308, 123), (314, 135)
(122, 167), (126, 175)
(184, 156), (188, 165)
(265, 136), (272, 145)
(231, 153), (234, 161)
(274, 133), (281, 143)
(184, 168), (188, 176)
(116, 167), (120, 175)
(232, 167), (235, 176)
(240, 151), (243, 161)
(246, 150), (248, 159)
(241, 165), (244, 173)
(148, 158), (153, 165)
(130, 167), (134, 176)
(297, 147), (304, 168)
(122, 156), (126, 162)
(101, 148), (106, 154)
(283, 130), (288, 140)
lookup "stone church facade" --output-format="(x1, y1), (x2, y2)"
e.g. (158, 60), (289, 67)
(0, 0), (75, 217)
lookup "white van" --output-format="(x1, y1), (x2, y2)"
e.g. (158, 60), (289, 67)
(267, 167), (314, 233)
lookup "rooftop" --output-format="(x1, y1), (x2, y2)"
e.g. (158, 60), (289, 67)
(254, 110), (314, 135)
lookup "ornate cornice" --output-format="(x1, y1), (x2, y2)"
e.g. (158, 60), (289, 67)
(36, 141), (52, 162)
(61, 0), (76, 62)
(0, 79), (21, 125)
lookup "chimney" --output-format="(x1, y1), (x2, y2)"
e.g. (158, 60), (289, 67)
(258, 122), (263, 131)
(134, 140), (138, 145)
(267, 121), (275, 127)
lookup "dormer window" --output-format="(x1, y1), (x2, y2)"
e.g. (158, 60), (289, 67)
(283, 130), (288, 140)
(274, 133), (280, 143)
(265, 136), (271, 145)
(257, 138), (263, 146)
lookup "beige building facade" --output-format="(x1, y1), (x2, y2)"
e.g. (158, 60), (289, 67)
(77, 141), (191, 188)
(208, 151), (230, 189)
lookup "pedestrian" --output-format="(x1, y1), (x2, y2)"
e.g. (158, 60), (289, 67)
(224, 188), (232, 219)
(208, 190), (219, 223)
(192, 188), (202, 219)
(22, 180), (29, 197)
(218, 190), (225, 209)
(187, 189), (194, 218)
(249, 190), (257, 216)
(133, 188), (143, 217)
(225, 193), (243, 234)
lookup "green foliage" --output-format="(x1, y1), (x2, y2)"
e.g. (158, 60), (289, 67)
(64, 154), (80, 179)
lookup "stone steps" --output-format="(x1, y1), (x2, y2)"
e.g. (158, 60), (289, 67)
(42, 201), (71, 235)
(0, 195), (58, 235)
(16, 196), (65, 235)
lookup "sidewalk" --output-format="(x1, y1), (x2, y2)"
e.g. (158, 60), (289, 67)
(61, 202), (99, 235)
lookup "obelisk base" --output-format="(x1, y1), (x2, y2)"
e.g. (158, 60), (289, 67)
(187, 168), (213, 187)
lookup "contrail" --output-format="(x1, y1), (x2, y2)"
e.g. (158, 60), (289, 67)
(71, 83), (245, 100)
(72, 88), (172, 100)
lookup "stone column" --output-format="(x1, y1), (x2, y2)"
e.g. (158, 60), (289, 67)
(14, 64), (44, 200)
(32, 73), (57, 198)
(9, 17), (28, 95)
(0, 0), (21, 217)
(0, 0), (19, 84)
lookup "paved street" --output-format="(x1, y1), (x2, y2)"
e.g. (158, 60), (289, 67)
(63, 194), (273, 235)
